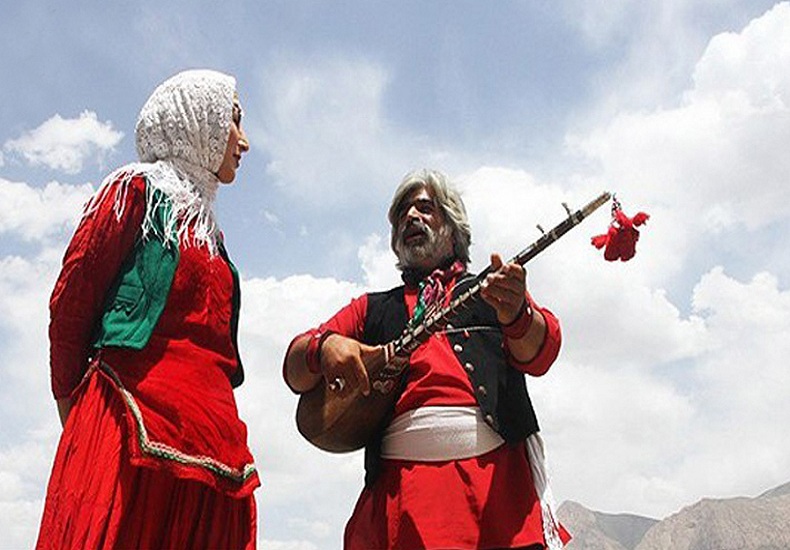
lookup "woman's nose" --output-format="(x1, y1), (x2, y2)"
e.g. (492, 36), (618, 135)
(239, 129), (250, 152)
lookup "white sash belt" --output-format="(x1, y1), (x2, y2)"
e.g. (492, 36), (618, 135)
(380, 406), (564, 550)
(380, 406), (505, 461)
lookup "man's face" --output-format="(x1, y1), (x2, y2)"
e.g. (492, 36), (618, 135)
(393, 186), (454, 270)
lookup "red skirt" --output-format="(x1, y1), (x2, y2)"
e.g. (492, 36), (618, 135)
(37, 370), (256, 550)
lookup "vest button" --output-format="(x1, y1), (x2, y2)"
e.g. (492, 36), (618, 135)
(453, 344), (463, 353)
(477, 385), (487, 397)
(484, 414), (495, 425)
(464, 362), (474, 372)
(446, 323), (454, 330)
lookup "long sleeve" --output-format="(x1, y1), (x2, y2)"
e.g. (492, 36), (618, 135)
(318, 294), (369, 339)
(281, 294), (369, 393)
(49, 176), (147, 398)
(505, 299), (562, 377)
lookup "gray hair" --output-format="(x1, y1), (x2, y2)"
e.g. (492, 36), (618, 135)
(388, 168), (472, 266)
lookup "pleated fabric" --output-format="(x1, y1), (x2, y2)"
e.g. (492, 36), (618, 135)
(344, 443), (570, 550)
(36, 370), (256, 550)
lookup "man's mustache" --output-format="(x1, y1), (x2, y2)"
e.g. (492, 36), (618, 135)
(399, 220), (433, 243)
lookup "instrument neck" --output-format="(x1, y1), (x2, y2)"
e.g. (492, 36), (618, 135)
(394, 191), (611, 357)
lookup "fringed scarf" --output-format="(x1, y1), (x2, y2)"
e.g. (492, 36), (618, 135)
(403, 259), (466, 327)
(84, 69), (236, 255)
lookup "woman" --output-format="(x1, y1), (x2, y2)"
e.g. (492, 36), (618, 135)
(37, 69), (259, 549)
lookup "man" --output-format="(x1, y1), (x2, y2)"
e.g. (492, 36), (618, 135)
(284, 169), (569, 549)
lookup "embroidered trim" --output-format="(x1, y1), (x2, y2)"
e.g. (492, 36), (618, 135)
(99, 362), (256, 484)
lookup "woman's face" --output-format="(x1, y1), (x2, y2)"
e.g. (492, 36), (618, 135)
(216, 97), (250, 184)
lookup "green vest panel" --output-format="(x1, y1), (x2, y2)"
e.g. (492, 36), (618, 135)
(93, 188), (178, 350)
(92, 185), (245, 387)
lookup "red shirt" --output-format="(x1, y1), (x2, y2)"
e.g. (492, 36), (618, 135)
(311, 282), (561, 415)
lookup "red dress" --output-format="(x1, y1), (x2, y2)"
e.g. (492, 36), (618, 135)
(38, 176), (259, 549)
(297, 282), (568, 549)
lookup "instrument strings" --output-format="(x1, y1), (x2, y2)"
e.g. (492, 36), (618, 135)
(391, 191), (612, 361)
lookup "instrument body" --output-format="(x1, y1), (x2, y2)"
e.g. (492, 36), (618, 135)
(296, 192), (611, 453)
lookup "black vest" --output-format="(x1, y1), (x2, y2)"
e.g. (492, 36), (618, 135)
(361, 276), (540, 485)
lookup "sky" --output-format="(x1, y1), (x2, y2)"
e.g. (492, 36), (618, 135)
(1, 1), (789, 548)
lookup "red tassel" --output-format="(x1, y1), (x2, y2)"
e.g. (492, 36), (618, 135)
(591, 196), (649, 262)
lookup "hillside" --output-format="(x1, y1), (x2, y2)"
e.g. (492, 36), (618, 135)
(558, 480), (790, 550)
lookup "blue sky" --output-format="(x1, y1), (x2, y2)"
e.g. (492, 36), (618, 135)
(2, 2), (789, 548)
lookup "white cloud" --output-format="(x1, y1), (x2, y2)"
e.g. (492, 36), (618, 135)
(690, 2), (790, 108)
(357, 233), (400, 290)
(560, 0), (780, 119)
(568, 2), (790, 239)
(0, 178), (93, 242)
(0, 252), (70, 549)
(4, 111), (123, 174)
(444, 67), (790, 515)
(234, 274), (366, 546)
(515, 264), (790, 519)
(0, 437), (54, 549)
(263, 210), (281, 225)
(254, 56), (393, 203)
(531, 2), (790, 518)
(252, 55), (461, 209)
(668, 267), (790, 504)
(563, 0), (639, 49)
(691, 267), (790, 417)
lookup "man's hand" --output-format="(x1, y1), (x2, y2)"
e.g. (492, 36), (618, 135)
(319, 334), (373, 397)
(480, 252), (548, 364)
(480, 253), (527, 325)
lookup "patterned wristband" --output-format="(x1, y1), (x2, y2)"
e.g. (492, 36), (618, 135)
(306, 330), (335, 374)
(501, 301), (534, 340)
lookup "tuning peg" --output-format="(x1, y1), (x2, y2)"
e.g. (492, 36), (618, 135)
(562, 202), (571, 216)
(536, 224), (545, 234)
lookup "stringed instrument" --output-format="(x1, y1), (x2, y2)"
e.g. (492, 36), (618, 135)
(296, 191), (612, 453)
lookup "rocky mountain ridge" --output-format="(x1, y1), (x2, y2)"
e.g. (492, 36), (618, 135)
(558, 481), (790, 550)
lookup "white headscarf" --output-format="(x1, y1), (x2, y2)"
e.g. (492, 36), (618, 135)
(87, 69), (237, 254)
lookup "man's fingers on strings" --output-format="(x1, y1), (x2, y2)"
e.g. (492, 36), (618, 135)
(353, 358), (371, 396)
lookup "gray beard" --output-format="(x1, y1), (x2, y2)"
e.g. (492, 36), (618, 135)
(396, 223), (454, 270)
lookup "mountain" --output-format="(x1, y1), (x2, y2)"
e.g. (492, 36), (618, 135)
(558, 501), (658, 550)
(759, 480), (790, 499)
(558, 481), (790, 550)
